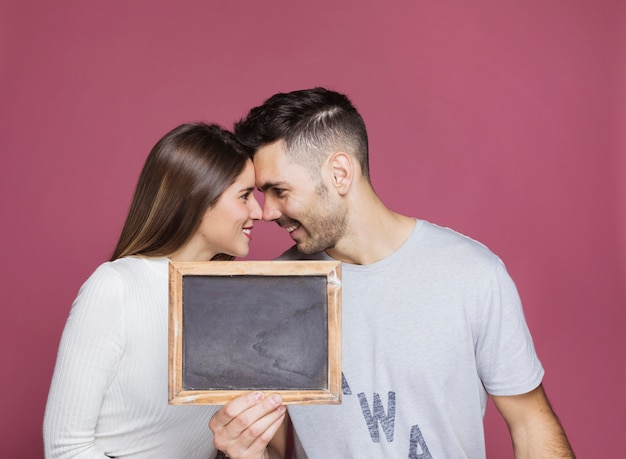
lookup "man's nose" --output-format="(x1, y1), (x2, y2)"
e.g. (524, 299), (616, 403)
(262, 197), (282, 222)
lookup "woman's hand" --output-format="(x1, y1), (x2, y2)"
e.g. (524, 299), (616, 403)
(210, 392), (288, 459)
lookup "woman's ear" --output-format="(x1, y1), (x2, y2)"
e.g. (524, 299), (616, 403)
(328, 152), (353, 195)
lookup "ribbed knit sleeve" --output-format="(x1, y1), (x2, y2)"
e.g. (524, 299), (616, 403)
(44, 263), (126, 458)
(44, 258), (217, 459)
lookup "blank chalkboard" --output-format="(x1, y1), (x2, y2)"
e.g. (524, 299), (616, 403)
(168, 260), (342, 405)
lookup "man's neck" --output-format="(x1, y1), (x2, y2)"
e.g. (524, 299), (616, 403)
(326, 192), (416, 265)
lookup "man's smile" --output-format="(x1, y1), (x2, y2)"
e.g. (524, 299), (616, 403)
(277, 218), (301, 234)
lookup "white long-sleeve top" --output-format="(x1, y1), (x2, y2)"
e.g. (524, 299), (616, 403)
(44, 257), (218, 458)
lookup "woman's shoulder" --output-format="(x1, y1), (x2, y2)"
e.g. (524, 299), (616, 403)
(84, 257), (168, 286)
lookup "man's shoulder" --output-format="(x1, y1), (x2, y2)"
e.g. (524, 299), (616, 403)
(417, 220), (502, 271)
(275, 245), (326, 261)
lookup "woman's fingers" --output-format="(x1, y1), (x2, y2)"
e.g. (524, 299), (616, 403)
(210, 392), (286, 458)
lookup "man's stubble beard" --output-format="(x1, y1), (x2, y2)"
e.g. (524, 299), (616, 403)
(296, 183), (347, 255)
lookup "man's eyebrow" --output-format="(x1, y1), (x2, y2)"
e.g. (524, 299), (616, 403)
(258, 181), (286, 192)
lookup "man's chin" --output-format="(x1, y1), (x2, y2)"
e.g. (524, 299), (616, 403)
(294, 239), (310, 253)
(295, 240), (324, 255)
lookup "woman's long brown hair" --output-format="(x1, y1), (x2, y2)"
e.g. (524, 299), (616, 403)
(110, 123), (250, 261)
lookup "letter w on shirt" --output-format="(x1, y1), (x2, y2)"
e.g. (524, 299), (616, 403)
(357, 391), (396, 443)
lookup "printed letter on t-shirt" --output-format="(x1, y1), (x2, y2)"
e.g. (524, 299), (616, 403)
(357, 391), (396, 443)
(408, 424), (433, 459)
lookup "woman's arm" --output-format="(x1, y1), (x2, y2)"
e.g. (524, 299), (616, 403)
(44, 265), (124, 458)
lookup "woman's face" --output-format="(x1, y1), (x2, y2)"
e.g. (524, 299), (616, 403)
(174, 160), (262, 261)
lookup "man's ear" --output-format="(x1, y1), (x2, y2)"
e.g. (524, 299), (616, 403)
(328, 152), (353, 195)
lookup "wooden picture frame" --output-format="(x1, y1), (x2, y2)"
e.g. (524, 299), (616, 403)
(168, 260), (342, 405)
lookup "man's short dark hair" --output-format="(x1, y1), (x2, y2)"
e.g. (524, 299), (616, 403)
(234, 87), (370, 181)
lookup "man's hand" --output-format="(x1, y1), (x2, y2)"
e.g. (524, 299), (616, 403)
(209, 392), (288, 459)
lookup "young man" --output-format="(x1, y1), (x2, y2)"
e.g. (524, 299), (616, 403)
(209, 88), (575, 458)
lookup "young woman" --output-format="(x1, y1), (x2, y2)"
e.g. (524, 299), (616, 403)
(44, 123), (263, 458)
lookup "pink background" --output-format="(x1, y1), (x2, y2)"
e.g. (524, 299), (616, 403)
(1, 1), (624, 457)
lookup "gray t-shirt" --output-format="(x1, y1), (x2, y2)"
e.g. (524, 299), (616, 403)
(282, 220), (544, 458)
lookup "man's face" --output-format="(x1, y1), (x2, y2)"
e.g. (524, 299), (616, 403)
(253, 140), (347, 254)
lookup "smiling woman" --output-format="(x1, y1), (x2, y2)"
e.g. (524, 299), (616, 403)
(110, 124), (261, 262)
(170, 160), (261, 262)
(43, 123), (268, 459)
